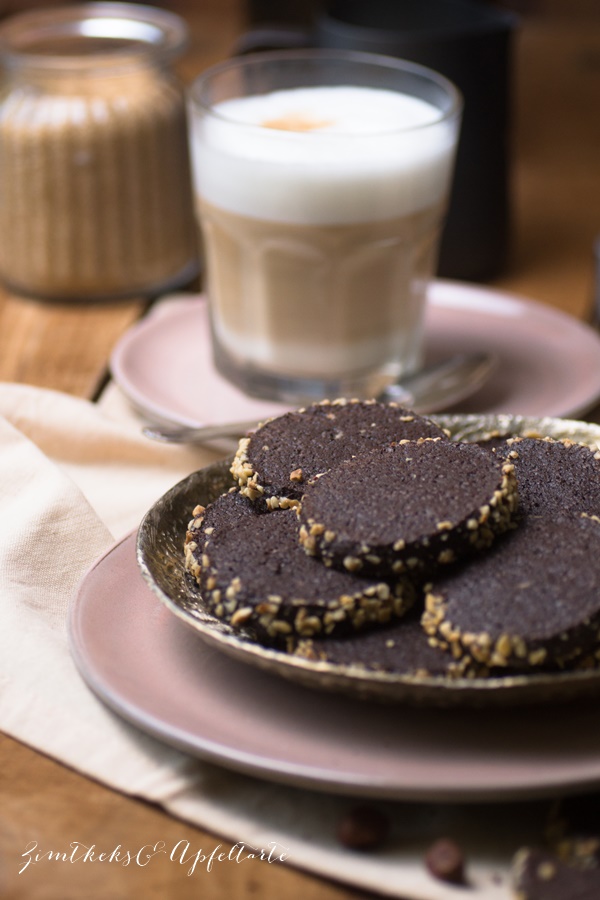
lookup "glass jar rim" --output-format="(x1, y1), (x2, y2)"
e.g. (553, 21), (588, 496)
(0, 2), (188, 71)
(189, 48), (463, 137)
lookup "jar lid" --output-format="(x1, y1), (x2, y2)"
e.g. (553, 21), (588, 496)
(0, 2), (189, 69)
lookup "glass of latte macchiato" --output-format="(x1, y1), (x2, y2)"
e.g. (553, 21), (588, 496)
(189, 50), (462, 404)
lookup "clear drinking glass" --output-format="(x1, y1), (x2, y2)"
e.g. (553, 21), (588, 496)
(189, 50), (462, 403)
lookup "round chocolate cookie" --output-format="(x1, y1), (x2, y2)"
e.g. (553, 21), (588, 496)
(298, 437), (519, 578)
(184, 489), (415, 646)
(422, 514), (600, 671)
(231, 398), (448, 505)
(294, 608), (469, 679)
(512, 845), (600, 900)
(501, 436), (600, 518)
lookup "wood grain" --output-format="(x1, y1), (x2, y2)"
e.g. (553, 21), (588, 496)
(0, 294), (147, 398)
(0, 736), (368, 900)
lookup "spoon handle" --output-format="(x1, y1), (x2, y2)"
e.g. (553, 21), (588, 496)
(388, 352), (496, 412)
(142, 352), (495, 444)
(142, 418), (262, 444)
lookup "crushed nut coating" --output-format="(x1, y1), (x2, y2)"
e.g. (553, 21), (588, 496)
(230, 398), (448, 507)
(184, 488), (416, 645)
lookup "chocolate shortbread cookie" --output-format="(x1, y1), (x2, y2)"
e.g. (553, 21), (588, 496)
(422, 514), (600, 671)
(184, 489), (415, 645)
(501, 436), (600, 519)
(298, 437), (518, 578)
(511, 789), (600, 899)
(294, 608), (469, 678)
(231, 398), (448, 506)
(512, 844), (600, 900)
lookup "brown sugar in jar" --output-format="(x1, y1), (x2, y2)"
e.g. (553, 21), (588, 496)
(0, 3), (199, 300)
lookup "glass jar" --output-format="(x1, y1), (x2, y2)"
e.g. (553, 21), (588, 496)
(0, 3), (199, 300)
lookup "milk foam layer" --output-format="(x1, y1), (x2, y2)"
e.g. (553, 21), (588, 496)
(191, 85), (458, 225)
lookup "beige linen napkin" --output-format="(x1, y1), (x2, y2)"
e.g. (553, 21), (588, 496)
(0, 382), (538, 899)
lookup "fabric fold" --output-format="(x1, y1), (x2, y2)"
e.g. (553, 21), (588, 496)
(0, 381), (538, 899)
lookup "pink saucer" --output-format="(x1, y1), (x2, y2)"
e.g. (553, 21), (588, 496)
(110, 281), (600, 426)
(69, 533), (600, 802)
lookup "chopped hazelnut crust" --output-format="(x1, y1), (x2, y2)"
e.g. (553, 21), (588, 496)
(512, 843), (600, 900)
(422, 515), (600, 672)
(293, 608), (473, 679)
(494, 436), (600, 519)
(231, 398), (448, 507)
(184, 489), (415, 645)
(183, 406), (600, 684)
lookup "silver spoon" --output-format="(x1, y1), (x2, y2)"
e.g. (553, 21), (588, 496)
(142, 352), (495, 444)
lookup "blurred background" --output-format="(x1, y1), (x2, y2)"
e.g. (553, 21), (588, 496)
(0, 0), (598, 394)
(1, 0), (593, 297)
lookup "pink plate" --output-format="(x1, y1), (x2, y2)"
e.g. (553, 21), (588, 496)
(69, 533), (600, 802)
(110, 281), (600, 426)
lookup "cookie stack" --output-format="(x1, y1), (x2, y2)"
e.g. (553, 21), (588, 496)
(184, 400), (600, 677)
(188, 398), (582, 676)
(421, 436), (600, 675)
(314, 432), (600, 678)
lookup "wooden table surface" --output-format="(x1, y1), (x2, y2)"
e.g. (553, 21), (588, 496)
(1, 1), (600, 898)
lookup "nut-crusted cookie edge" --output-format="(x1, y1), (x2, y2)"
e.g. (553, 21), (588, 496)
(298, 440), (519, 579)
(184, 497), (417, 646)
(230, 398), (449, 508)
